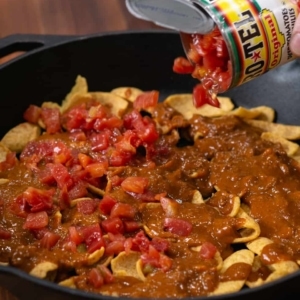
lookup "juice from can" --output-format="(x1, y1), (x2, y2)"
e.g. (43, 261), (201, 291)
(126, 0), (299, 92)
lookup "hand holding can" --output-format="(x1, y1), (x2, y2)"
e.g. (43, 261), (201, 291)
(291, 2), (300, 55)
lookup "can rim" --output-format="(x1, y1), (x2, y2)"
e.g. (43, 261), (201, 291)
(125, 0), (215, 34)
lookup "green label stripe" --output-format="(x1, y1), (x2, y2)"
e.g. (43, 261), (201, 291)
(250, 0), (262, 12)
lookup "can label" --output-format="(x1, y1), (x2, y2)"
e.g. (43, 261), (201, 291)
(198, 0), (299, 87)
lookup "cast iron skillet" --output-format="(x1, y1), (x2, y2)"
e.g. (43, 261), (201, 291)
(0, 31), (300, 300)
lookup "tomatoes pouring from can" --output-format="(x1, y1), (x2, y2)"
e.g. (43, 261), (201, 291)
(173, 27), (232, 108)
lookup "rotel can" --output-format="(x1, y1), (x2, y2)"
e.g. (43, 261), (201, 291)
(196, 0), (299, 89)
(126, 0), (299, 92)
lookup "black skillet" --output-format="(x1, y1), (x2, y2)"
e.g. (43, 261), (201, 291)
(0, 31), (300, 300)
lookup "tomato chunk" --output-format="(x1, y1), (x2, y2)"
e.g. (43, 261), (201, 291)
(23, 187), (54, 212)
(98, 265), (114, 283)
(173, 57), (195, 74)
(77, 199), (97, 215)
(80, 223), (104, 253)
(193, 83), (220, 108)
(48, 163), (73, 189)
(133, 91), (159, 111)
(69, 226), (84, 245)
(23, 105), (41, 124)
(85, 162), (108, 178)
(40, 231), (60, 249)
(121, 176), (149, 194)
(89, 268), (104, 288)
(105, 240), (125, 255)
(200, 242), (218, 259)
(99, 195), (117, 215)
(163, 217), (193, 237)
(175, 29), (232, 108)
(41, 107), (61, 134)
(110, 203), (136, 219)
(102, 217), (124, 234)
(23, 211), (49, 230)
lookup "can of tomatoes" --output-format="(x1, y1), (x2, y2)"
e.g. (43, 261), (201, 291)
(126, 0), (299, 93)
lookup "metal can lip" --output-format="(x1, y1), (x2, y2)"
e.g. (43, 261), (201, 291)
(125, 0), (215, 34)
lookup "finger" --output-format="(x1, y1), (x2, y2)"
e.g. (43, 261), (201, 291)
(290, 15), (300, 56)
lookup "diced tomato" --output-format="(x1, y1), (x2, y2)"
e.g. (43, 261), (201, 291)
(81, 223), (102, 239)
(23, 211), (49, 230)
(0, 152), (18, 172)
(102, 217), (124, 234)
(123, 110), (140, 130)
(48, 163), (73, 189)
(80, 223), (104, 253)
(174, 28), (232, 108)
(187, 44), (202, 64)
(38, 167), (56, 185)
(131, 231), (150, 252)
(107, 232), (126, 242)
(136, 116), (159, 144)
(69, 130), (87, 142)
(89, 132), (110, 152)
(121, 176), (149, 194)
(31, 227), (49, 239)
(98, 265), (114, 283)
(132, 190), (157, 202)
(105, 240), (125, 255)
(110, 202), (137, 219)
(123, 110), (159, 144)
(141, 245), (172, 272)
(114, 130), (139, 154)
(40, 231), (60, 249)
(23, 104), (41, 124)
(214, 36), (229, 58)
(93, 116), (123, 131)
(62, 240), (77, 252)
(58, 185), (70, 210)
(124, 237), (133, 253)
(69, 226), (84, 245)
(85, 162), (108, 178)
(133, 91), (159, 111)
(89, 268), (104, 288)
(77, 199), (97, 215)
(99, 195), (117, 215)
(61, 103), (88, 131)
(109, 175), (123, 187)
(21, 140), (71, 165)
(172, 57), (195, 74)
(78, 153), (93, 168)
(163, 217), (193, 237)
(200, 242), (218, 259)
(193, 83), (220, 108)
(41, 107), (61, 134)
(217, 70), (232, 93)
(151, 237), (169, 253)
(109, 149), (132, 166)
(0, 228), (11, 239)
(68, 180), (88, 200)
(9, 194), (27, 217)
(23, 187), (54, 212)
(202, 52), (226, 71)
(123, 221), (141, 232)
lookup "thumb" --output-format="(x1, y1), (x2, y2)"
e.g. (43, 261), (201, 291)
(291, 15), (300, 56)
